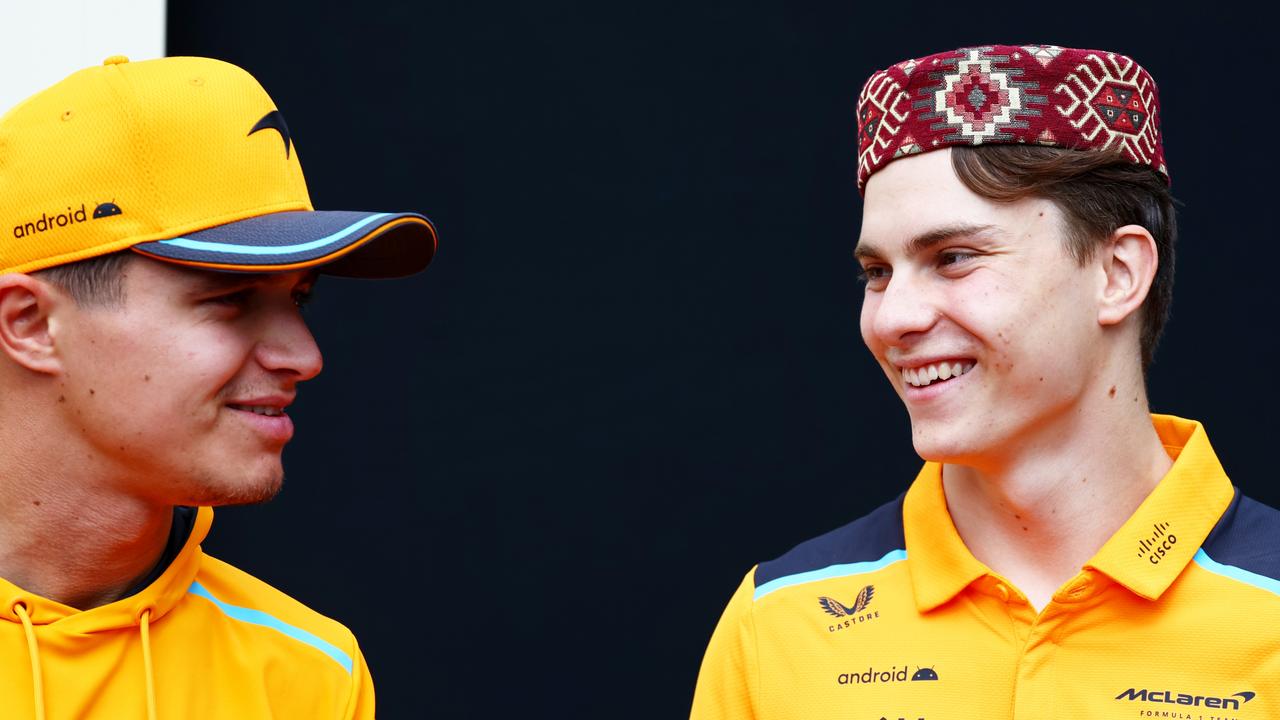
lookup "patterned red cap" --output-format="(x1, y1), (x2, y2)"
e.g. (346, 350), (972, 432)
(856, 45), (1166, 194)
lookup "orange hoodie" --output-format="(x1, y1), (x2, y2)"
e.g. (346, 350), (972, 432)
(0, 507), (373, 719)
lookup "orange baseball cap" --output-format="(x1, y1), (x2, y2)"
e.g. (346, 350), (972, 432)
(0, 55), (437, 277)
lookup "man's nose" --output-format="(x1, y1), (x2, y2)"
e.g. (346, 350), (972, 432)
(254, 304), (324, 382)
(868, 269), (940, 346)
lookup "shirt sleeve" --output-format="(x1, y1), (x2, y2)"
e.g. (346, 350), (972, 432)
(344, 636), (376, 720)
(690, 569), (760, 720)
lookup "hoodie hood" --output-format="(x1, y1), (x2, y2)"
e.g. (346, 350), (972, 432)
(0, 506), (212, 632)
(0, 507), (211, 720)
(0, 505), (370, 719)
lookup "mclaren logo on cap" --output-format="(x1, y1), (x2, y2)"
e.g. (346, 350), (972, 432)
(248, 110), (292, 158)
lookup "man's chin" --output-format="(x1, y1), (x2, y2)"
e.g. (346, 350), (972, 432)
(181, 470), (284, 507)
(206, 485), (283, 507)
(909, 423), (987, 465)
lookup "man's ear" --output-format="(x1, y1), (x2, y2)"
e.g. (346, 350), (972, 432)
(1097, 224), (1159, 328)
(0, 274), (65, 375)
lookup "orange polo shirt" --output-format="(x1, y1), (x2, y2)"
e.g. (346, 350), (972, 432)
(691, 415), (1280, 719)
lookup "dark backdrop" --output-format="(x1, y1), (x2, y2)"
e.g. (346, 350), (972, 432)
(168, 3), (1277, 717)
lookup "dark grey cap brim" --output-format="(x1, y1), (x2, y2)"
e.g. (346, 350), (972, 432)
(131, 210), (437, 278)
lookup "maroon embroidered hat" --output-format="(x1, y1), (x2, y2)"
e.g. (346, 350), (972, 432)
(856, 44), (1166, 193)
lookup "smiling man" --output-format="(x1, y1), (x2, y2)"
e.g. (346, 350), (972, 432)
(691, 45), (1280, 719)
(0, 56), (435, 718)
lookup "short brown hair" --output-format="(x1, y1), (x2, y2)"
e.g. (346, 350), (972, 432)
(32, 250), (133, 307)
(951, 145), (1176, 370)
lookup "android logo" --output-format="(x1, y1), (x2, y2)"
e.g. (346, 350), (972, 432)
(92, 202), (122, 219)
(910, 667), (938, 681)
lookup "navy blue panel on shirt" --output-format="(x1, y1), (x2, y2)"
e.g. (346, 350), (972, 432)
(755, 494), (906, 589)
(1200, 489), (1280, 582)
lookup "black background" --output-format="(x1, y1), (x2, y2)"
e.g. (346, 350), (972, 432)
(168, 3), (1277, 717)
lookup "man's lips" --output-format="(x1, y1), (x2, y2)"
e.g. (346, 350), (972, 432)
(225, 396), (296, 442)
(224, 395), (294, 416)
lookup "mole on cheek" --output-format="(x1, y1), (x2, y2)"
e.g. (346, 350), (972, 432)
(1108, 386), (1117, 398)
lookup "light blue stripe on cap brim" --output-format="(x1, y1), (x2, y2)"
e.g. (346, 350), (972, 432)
(132, 209), (437, 278)
(188, 580), (354, 673)
(163, 213), (391, 255)
(754, 549), (907, 601)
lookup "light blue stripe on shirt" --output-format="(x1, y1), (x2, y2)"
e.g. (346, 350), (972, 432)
(1193, 548), (1280, 598)
(187, 580), (354, 673)
(754, 548), (908, 601)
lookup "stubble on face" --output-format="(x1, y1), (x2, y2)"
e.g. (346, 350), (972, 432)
(50, 259), (318, 507)
(177, 466), (284, 506)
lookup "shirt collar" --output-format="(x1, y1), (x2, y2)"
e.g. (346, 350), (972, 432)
(904, 414), (1235, 613)
(903, 461), (989, 612)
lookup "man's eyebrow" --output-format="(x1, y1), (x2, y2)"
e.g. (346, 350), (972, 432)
(187, 273), (263, 292)
(854, 223), (999, 261)
(184, 269), (319, 293)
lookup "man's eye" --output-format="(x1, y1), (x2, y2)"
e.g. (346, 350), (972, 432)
(938, 251), (975, 267)
(857, 265), (890, 285)
(208, 290), (252, 306)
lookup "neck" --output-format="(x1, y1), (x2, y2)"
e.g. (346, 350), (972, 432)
(940, 374), (1172, 611)
(0, 404), (173, 610)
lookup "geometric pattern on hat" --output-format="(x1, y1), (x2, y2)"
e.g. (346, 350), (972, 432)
(856, 44), (1167, 193)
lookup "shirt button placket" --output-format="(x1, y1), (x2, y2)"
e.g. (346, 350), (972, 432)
(1012, 578), (1096, 720)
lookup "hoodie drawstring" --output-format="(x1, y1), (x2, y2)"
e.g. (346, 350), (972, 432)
(14, 602), (46, 720)
(13, 603), (158, 720)
(140, 609), (157, 720)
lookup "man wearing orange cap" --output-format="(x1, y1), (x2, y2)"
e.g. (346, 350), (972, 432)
(691, 45), (1280, 718)
(0, 56), (437, 718)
